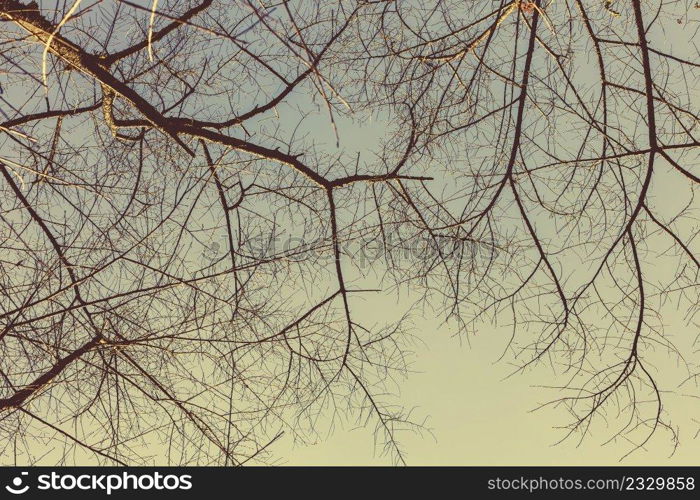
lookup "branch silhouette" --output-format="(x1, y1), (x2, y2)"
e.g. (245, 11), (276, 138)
(0, 0), (697, 465)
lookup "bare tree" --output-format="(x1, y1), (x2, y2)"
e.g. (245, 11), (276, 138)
(0, 0), (697, 465)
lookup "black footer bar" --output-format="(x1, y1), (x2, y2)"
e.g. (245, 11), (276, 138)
(0, 466), (697, 497)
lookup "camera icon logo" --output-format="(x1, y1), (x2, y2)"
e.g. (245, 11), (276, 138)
(5, 472), (29, 495)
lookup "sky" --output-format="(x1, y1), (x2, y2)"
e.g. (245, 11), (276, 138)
(273, 1), (700, 465)
(0, 0), (697, 466)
